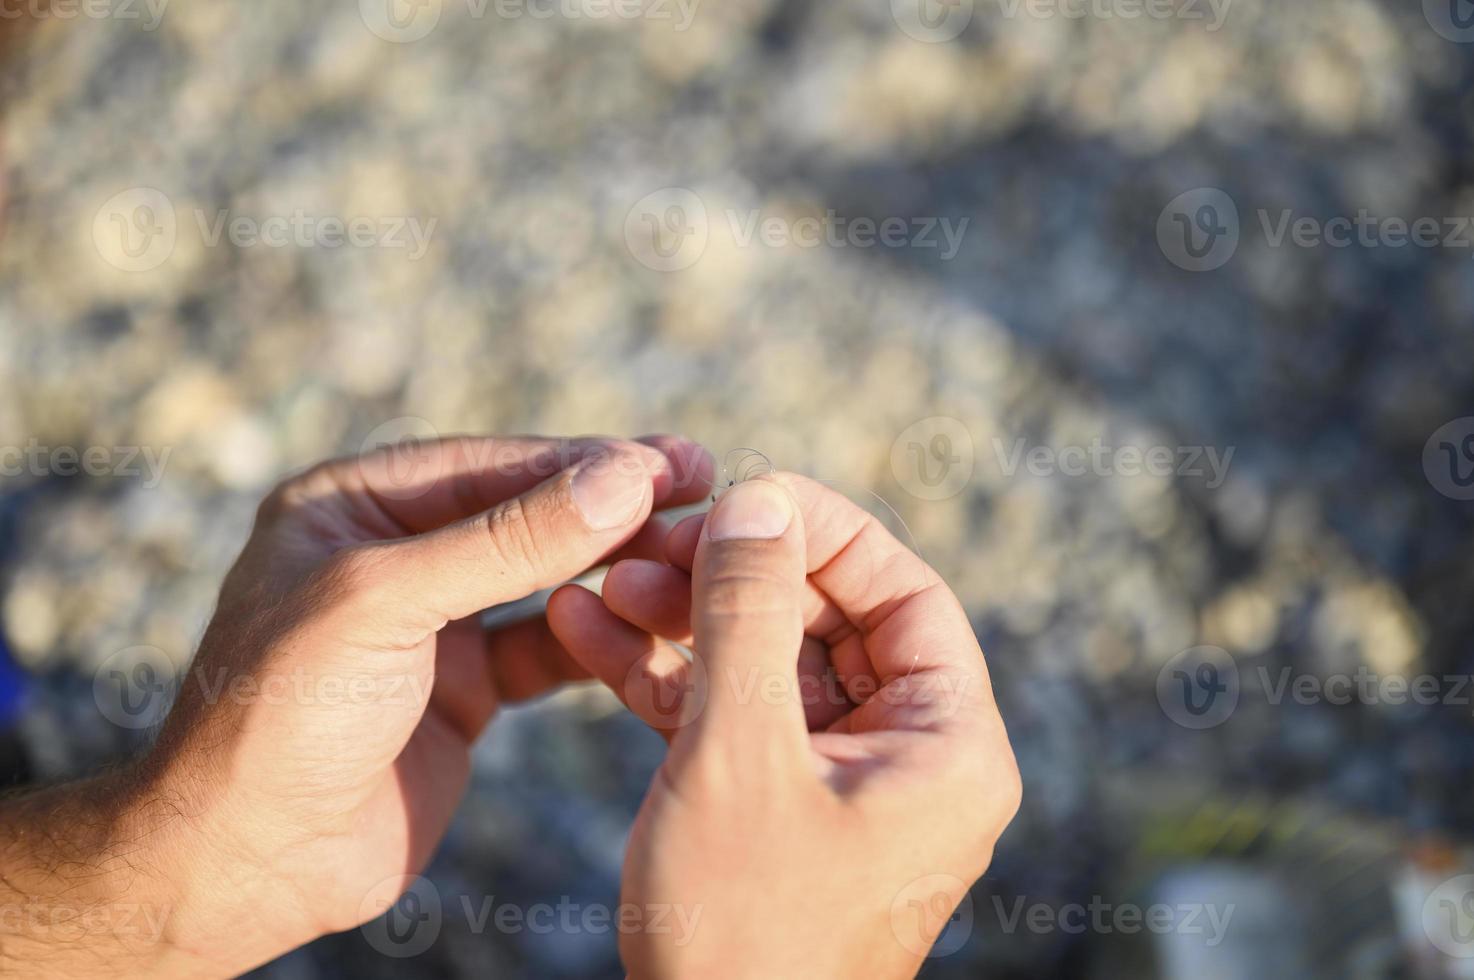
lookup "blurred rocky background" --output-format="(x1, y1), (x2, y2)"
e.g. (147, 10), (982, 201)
(2, 0), (1474, 977)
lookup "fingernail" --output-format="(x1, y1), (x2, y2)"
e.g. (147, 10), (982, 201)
(707, 480), (792, 541)
(572, 457), (649, 531)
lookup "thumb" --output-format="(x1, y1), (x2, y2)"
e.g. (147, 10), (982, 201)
(323, 445), (660, 645)
(685, 476), (809, 768)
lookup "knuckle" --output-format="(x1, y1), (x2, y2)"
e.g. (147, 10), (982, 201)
(699, 570), (797, 620)
(963, 738), (1023, 832)
(482, 495), (549, 579)
(996, 751), (1024, 824)
(256, 460), (333, 523)
(317, 542), (394, 602)
(255, 483), (289, 525)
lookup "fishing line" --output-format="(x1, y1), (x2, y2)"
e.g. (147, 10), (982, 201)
(480, 445), (935, 666)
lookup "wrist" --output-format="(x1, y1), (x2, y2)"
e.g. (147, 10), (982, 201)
(0, 769), (197, 977)
(0, 763), (292, 978)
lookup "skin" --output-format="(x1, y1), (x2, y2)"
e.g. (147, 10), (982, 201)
(546, 474), (1021, 978)
(0, 440), (1020, 979)
(0, 433), (711, 977)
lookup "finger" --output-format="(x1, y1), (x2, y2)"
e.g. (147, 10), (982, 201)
(606, 514), (678, 567)
(635, 433), (716, 507)
(671, 476), (975, 683)
(276, 435), (711, 535)
(325, 445), (666, 644)
(601, 560), (694, 643)
(796, 636), (852, 731)
(665, 513), (705, 569)
(666, 514), (865, 696)
(685, 477), (809, 765)
(546, 585), (696, 737)
(595, 561), (854, 731)
(607, 556), (841, 643)
(776, 475), (983, 687)
(430, 613), (594, 743)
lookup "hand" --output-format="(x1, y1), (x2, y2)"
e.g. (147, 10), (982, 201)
(547, 474), (1022, 978)
(0, 434), (710, 978)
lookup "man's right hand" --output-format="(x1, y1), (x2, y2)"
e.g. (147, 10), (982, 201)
(548, 474), (1021, 977)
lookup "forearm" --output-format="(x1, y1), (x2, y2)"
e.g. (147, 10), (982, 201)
(0, 770), (218, 978)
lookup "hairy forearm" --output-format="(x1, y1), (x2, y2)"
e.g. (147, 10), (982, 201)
(0, 771), (211, 978)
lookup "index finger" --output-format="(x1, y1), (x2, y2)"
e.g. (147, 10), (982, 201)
(667, 474), (984, 685)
